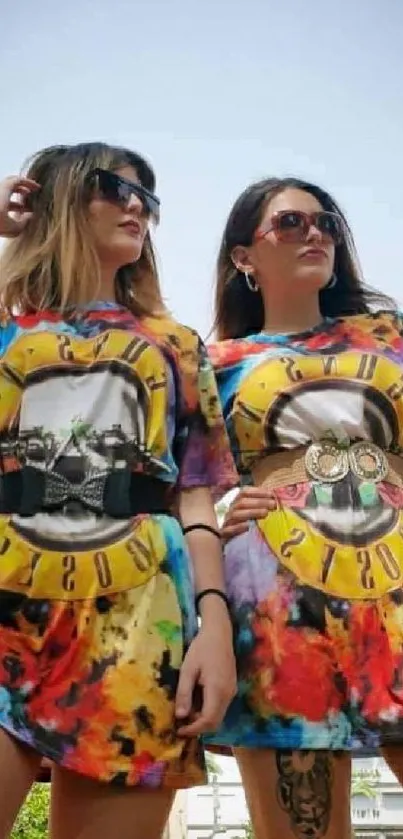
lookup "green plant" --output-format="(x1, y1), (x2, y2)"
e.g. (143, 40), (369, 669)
(11, 784), (50, 839)
(351, 767), (380, 799)
(206, 753), (222, 778)
(234, 823), (254, 839)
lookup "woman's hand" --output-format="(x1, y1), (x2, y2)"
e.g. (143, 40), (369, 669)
(0, 176), (40, 237)
(175, 607), (236, 737)
(221, 486), (277, 541)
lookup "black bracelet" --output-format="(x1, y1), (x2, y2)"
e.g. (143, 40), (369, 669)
(182, 523), (221, 540)
(195, 588), (230, 613)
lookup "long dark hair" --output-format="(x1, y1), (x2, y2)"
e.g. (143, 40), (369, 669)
(214, 177), (395, 340)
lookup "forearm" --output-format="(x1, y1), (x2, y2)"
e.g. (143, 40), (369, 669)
(178, 486), (229, 624)
(175, 486), (236, 733)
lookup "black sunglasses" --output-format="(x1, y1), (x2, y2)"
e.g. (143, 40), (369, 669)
(91, 168), (160, 222)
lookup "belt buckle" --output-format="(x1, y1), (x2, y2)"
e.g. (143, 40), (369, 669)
(349, 441), (388, 483)
(305, 442), (349, 483)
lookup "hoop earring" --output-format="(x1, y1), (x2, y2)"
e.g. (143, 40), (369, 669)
(326, 273), (337, 290)
(245, 271), (259, 293)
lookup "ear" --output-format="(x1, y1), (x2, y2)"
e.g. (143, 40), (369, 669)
(230, 245), (254, 274)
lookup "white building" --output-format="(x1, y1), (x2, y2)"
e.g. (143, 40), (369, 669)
(167, 755), (403, 839)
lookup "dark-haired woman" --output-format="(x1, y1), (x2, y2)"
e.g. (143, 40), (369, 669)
(205, 177), (403, 839)
(0, 150), (237, 839)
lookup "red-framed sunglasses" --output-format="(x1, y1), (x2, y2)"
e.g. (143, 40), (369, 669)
(255, 210), (344, 245)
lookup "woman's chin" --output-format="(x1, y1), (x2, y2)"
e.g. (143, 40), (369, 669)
(98, 244), (142, 270)
(294, 268), (331, 290)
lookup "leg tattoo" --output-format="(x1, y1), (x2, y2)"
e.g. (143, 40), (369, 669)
(275, 750), (333, 838)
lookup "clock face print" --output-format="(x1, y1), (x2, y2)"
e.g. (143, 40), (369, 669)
(205, 315), (403, 755)
(0, 327), (172, 600)
(230, 348), (403, 599)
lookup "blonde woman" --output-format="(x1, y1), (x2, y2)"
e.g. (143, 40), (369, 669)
(0, 144), (237, 839)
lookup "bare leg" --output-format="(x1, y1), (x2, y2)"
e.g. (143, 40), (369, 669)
(0, 729), (42, 839)
(381, 745), (403, 784)
(50, 765), (175, 839)
(234, 747), (352, 839)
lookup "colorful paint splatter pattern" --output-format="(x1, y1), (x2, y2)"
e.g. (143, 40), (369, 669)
(206, 311), (403, 751)
(0, 302), (237, 786)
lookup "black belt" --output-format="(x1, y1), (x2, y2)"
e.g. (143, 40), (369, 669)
(0, 467), (173, 518)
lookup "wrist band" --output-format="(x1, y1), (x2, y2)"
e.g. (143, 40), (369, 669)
(195, 588), (230, 613)
(182, 523), (221, 540)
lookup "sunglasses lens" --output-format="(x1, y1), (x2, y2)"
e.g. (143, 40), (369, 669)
(275, 211), (342, 243)
(317, 213), (342, 243)
(96, 170), (126, 204)
(142, 191), (160, 223)
(123, 186), (160, 222)
(95, 170), (160, 222)
(276, 212), (306, 241)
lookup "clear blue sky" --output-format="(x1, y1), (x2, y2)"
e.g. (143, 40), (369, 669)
(1, 0), (402, 338)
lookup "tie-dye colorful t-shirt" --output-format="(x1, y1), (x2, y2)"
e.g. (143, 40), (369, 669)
(206, 310), (403, 751)
(0, 302), (237, 787)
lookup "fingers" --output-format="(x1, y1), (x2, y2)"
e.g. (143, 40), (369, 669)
(221, 487), (277, 537)
(4, 176), (40, 193)
(13, 214), (34, 232)
(8, 200), (25, 211)
(221, 522), (249, 541)
(1, 177), (40, 212)
(175, 659), (198, 721)
(227, 501), (276, 521)
(237, 486), (274, 500)
(7, 200), (33, 214)
(177, 699), (220, 737)
(177, 714), (205, 737)
(176, 633), (237, 737)
(230, 486), (277, 513)
(178, 680), (234, 737)
(0, 177), (40, 237)
(9, 181), (40, 209)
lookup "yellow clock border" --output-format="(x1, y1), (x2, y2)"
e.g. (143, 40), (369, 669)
(258, 507), (403, 600)
(0, 516), (167, 601)
(232, 350), (403, 462)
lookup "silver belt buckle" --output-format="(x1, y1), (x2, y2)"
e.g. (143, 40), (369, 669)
(305, 440), (389, 484)
(305, 442), (349, 483)
(348, 441), (388, 483)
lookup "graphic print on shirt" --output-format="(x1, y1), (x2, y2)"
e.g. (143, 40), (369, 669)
(0, 327), (176, 599)
(216, 316), (403, 600)
(0, 306), (237, 787)
(205, 312), (403, 752)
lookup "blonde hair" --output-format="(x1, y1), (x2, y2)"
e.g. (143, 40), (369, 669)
(0, 142), (165, 316)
